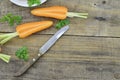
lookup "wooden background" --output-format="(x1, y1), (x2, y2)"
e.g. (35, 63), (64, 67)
(0, 0), (120, 80)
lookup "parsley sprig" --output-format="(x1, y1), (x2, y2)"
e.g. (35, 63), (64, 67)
(55, 19), (70, 29)
(15, 46), (29, 61)
(27, 0), (41, 7)
(0, 13), (22, 26)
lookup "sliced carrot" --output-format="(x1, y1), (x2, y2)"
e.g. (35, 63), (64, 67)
(31, 6), (68, 19)
(16, 21), (51, 33)
(31, 6), (67, 14)
(17, 21), (53, 38)
(0, 21), (53, 45)
(32, 12), (66, 20)
(31, 6), (88, 19)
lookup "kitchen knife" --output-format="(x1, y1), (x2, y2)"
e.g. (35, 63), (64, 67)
(14, 25), (69, 77)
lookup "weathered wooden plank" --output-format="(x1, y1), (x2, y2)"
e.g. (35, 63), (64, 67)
(0, 35), (120, 80)
(3, 34), (120, 57)
(0, 0), (120, 37)
(0, 0), (120, 80)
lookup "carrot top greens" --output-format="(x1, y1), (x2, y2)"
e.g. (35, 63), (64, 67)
(0, 53), (11, 63)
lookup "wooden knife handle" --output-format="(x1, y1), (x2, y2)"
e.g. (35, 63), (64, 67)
(14, 53), (42, 77)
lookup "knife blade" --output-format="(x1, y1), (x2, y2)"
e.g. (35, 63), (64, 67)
(14, 25), (69, 77)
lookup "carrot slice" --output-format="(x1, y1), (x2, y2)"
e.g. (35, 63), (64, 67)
(0, 21), (53, 45)
(32, 12), (67, 19)
(31, 6), (88, 19)
(16, 21), (52, 32)
(31, 6), (68, 19)
(31, 6), (68, 14)
(17, 21), (53, 38)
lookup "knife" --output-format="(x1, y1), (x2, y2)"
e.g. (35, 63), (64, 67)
(14, 25), (69, 77)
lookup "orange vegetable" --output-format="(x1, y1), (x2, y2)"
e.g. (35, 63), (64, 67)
(16, 21), (53, 38)
(0, 21), (53, 44)
(31, 6), (88, 20)
(31, 6), (67, 19)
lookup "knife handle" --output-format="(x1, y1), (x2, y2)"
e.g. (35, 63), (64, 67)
(14, 53), (42, 77)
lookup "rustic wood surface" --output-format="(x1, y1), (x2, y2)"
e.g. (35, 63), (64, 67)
(0, 0), (120, 80)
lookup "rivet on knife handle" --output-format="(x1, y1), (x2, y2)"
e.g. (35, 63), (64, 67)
(14, 53), (42, 77)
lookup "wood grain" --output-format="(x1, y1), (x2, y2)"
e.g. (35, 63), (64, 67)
(0, 0), (120, 80)
(0, 35), (120, 80)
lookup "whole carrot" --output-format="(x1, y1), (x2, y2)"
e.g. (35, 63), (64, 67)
(31, 6), (88, 20)
(0, 21), (53, 45)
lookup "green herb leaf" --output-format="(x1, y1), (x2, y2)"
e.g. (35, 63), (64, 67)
(55, 19), (70, 29)
(27, 0), (41, 7)
(15, 46), (29, 61)
(0, 13), (22, 26)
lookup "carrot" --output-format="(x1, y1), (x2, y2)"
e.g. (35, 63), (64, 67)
(16, 21), (50, 32)
(0, 21), (53, 45)
(32, 6), (68, 13)
(31, 6), (88, 20)
(33, 12), (67, 20)
(17, 21), (53, 38)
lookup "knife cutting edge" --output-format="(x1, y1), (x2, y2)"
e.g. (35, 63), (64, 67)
(14, 25), (69, 77)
